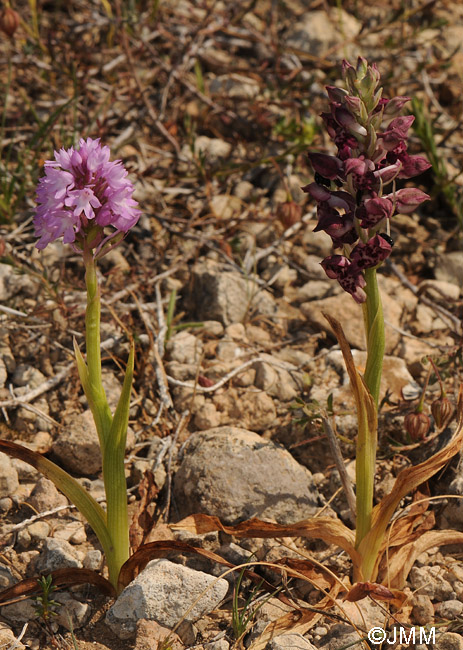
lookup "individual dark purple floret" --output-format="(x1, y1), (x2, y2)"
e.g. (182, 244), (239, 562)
(383, 140), (431, 179)
(321, 255), (367, 303)
(350, 234), (393, 269)
(357, 196), (394, 228)
(307, 153), (344, 180)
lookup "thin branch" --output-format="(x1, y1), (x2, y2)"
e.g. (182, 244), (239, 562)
(165, 355), (291, 393)
(321, 413), (356, 525)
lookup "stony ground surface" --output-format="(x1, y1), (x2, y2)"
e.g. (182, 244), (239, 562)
(1, 0), (463, 648)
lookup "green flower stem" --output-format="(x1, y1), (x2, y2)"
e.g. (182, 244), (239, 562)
(362, 268), (384, 408)
(83, 252), (113, 447)
(82, 251), (131, 591)
(355, 267), (384, 551)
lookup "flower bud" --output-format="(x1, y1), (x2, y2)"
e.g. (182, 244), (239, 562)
(326, 85), (348, 103)
(355, 57), (369, 80)
(404, 412), (430, 441)
(431, 396), (453, 429)
(359, 67), (380, 102)
(334, 107), (367, 137)
(383, 96), (411, 116)
(277, 201), (302, 229)
(0, 7), (19, 38)
(342, 59), (357, 92)
(392, 188), (431, 214)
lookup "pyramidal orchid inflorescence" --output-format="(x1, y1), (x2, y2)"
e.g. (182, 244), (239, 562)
(34, 137), (140, 254)
(29, 137), (140, 590)
(304, 57), (431, 303)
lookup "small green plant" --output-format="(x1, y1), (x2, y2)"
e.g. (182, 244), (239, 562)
(291, 394), (334, 425)
(164, 289), (204, 343)
(35, 575), (60, 624)
(274, 114), (318, 149)
(232, 558), (281, 641)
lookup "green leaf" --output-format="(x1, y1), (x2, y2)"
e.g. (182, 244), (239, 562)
(73, 338), (107, 450)
(0, 440), (113, 561)
(103, 342), (134, 587)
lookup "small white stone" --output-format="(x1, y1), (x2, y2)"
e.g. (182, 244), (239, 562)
(267, 634), (317, 650)
(54, 592), (90, 630)
(83, 549), (103, 571)
(435, 599), (463, 619)
(106, 559), (228, 639)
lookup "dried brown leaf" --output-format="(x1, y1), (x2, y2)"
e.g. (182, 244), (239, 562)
(380, 529), (463, 589)
(277, 558), (335, 592)
(172, 514), (361, 567)
(322, 312), (377, 434)
(346, 581), (395, 602)
(0, 567), (115, 604)
(359, 386), (463, 582)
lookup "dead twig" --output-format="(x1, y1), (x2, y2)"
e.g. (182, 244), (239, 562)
(321, 413), (356, 525)
(165, 355), (296, 393)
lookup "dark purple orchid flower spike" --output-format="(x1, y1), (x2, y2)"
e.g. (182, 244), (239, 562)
(304, 57), (431, 303)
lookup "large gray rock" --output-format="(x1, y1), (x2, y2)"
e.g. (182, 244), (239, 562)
(173, 427), (319, 524)
(191, 261), (276, 325)
(106, 559), (228, 639)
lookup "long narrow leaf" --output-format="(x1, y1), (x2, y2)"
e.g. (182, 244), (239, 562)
(29, 97), (75, 150)
(103, 342), (134, 586)
(73, 338), (108, 450)
(0, 440), (113, 562)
